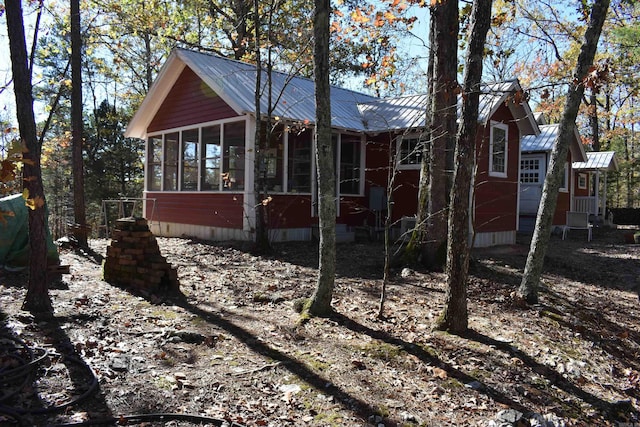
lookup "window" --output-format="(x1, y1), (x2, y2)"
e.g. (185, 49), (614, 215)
(559, 162), (569, 192)
(578, 173), (587, 190)
(489, 122), (508, 177)
(339, 135), (361, 195)
(261, 125), (285, 192)
(148, 136), (163, 191)
(223, 122), (245, 191)
(181, 129), (199, 190)
(163, 132), (179, 191)
(201, 125), (221, 190)
(288, 130), (312, 193)
(398, 135), (423, 169)
(520, 158), (541, 184)
(146, 122), (234, 193)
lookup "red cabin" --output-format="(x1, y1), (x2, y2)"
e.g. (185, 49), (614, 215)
(126, 48), (541, 247)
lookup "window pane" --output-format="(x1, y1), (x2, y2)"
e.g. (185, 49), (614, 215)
(491, 126), (506, 174)
(181, 129), (199, 191)
(148, 136), (162, 191)
(164, 133), (179, 191)
(340, 135), (360, 194)
(400, 137), (422, 165)
(259, 125), (285, 192)
(288, 131), (312, 193)
(202, 125), (221, 191)
(223, 122), (245, 191)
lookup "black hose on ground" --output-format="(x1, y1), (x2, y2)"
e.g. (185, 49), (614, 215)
(1, 333), (246, 427)
(49, 413), (246, 426)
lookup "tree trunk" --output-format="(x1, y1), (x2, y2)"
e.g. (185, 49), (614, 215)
(304, 0), (335, 317)
(436, 0), (493, 334)
(403, 17), (434, 265)
(588, 91), (600, 151)
(71, 0), (87, 247)
(518, 0), (610, 304)
(422, 0), (458, 270)
(252, 0), (270, 253)
(6, 0), (52, 314)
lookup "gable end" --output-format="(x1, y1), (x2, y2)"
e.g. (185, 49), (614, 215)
(147, 67), (238, 133)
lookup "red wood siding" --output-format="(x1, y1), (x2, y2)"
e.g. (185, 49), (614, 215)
(147, 67), (238, 133)
(145, 192), (244, 228)
(553, 151), (573, 225)
(574, 171), (590, 197)
(265, 195), (313, 228)
(364, 136), (420, 223)
(338, 196), (368, 226)
(473, 106), (519, 233)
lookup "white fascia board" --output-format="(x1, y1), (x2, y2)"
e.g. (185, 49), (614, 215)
(125, 52), (186, 139)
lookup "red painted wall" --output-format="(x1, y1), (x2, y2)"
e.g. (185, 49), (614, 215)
(147, 67), (238, 133)
(473, 105), (519, 233)
(364, 135), (423, 223)
(553, 151), (573, 225)
(145, 192), (244, 228)
(574, 171), (590, 197)
(265, 195), (313, 229)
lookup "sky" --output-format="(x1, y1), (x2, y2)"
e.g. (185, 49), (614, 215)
(0, 2), (431, 136)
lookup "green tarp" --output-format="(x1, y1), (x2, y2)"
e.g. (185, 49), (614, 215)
(0, 194), (59, 271)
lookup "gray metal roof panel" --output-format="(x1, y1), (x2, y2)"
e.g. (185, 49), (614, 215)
(521, 124), (559, 152)
(573, 151), (618, 171)
(177, 49), (375, 131)
(358, 94), (429, 132)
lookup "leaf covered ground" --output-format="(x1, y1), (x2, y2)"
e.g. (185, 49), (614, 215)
(1, 226), (640, 426)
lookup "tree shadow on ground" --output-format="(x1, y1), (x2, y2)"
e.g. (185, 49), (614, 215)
(0, 312), (112, 426)
(465, 330), (639, 423)
(538, 286), (640, 372)
(170, 295), (397, 426)
(328, 312), (531, 413)
(472, 227), (640, 294)
(331, 310), (638, 424)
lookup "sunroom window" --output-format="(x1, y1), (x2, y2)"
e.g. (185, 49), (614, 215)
(201, 125), (221, 190)
(223, 122), (246, 191)
(288, 130), (312, 193)
(181, 129), (199, 191)
(148, 136), (162, 191)
(339, 135), (361, 195)
(163, 132), (179, 191)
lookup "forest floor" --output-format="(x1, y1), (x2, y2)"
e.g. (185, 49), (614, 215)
(1, 225), (640, 427)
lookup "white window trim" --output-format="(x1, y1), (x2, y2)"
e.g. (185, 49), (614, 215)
(146, 117), (248, 193)
(559, 162), (569, 193)
(578, 173), (588, 190)
(489, 121), (508, 178)
(397, 134), (423, 171)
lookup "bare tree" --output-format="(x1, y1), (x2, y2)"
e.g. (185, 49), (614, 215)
(404, 0), (457, 270)
(6, 0), (52, 314)
(71, 0), (87, 246)
(436, 0), (493, 333)
(517, 0), (611, 304)
(302, 0), (335, 317)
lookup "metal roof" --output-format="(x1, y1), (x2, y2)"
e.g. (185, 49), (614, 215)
(126, 49), (539, 138)
(177, 49), (375, 132)
(521, 123), (588, 162)
(359, 94), (428, 132)
(573, 151), (618, 171)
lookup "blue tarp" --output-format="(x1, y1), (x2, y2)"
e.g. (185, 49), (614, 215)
(0, 194), (59, 271)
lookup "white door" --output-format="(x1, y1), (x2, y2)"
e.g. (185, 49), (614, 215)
(520, 154), (546, 215)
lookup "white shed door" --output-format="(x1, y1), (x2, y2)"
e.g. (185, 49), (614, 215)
(520, 154), (546, 215)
